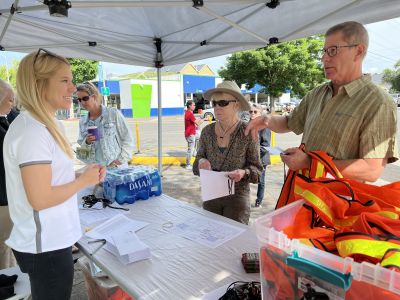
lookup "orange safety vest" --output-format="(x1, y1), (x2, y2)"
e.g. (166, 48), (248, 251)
(264, 148), (400, 299)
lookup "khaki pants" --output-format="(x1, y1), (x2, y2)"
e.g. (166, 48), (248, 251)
(0, 205), (17, 269)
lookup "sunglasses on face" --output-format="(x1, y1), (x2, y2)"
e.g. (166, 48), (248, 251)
(76, 95), (91, 102)
(211, 100), (236, 108)
(249, 110), (259, 114)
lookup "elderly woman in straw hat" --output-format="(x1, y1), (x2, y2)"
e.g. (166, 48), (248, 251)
(193, 81), (262, 224)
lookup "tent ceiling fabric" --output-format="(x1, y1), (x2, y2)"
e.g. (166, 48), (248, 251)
(0, 0), (400, 67)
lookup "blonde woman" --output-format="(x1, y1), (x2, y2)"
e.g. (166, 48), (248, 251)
(0, 79), (16, 269)
(76, 82), (133, 167)
(3, 49), (106, 300)
(193, 81), (262, 224)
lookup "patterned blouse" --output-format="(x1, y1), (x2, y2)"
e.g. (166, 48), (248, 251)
(193, 121), (262, 193)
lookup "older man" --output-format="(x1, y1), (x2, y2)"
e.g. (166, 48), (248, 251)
(246, 21), (398, 182)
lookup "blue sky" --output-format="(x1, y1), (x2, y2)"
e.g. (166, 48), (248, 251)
(1, 17), (399, 77)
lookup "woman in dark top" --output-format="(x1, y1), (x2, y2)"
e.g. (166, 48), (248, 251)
(0, 79), (16, 269)
(193, 81), (262, 224)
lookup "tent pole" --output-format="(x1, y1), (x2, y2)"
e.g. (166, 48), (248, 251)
(157, 67), (162, 175)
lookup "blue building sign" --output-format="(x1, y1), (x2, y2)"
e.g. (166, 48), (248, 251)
(183, 75), (216, 93)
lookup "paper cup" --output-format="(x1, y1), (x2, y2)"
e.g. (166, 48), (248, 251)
(87, 126), (99, 140)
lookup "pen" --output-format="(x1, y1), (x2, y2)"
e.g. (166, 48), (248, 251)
(88, 239), (106, 256)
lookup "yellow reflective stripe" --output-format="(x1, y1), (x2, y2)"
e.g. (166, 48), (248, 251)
(381, 251), (400, 268)
(376, 211), (399, 220)
(315, 162), (324, 178)
(337, 239), (400, 260)
(294, 184), (358, 228)
(298, 239), (314, 247)
(294, 185), (334, 220)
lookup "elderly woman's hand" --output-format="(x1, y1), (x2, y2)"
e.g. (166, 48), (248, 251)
(198, 158), (212, 170)
(226, 169), (246, 182)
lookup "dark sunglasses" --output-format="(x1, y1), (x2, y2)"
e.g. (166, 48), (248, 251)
(82, 194), (129, 211)
(33, 48), (62, 66)
(75, 95), (91, 102)
(249, 110), (259, 114)
(211, 100), (236, 108)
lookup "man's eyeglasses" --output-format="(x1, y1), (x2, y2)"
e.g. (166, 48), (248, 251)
(33, 48), (61, 66)
(211, 100), (236, 108)
(321, 44), (359, 57)
(75, 95), (91, 102)
(249, 110), (259, 114)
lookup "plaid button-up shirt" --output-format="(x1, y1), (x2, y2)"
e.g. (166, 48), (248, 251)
(288, 74), (398, 163)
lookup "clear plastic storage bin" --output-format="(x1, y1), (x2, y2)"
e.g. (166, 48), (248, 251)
(255, 200), (400, 300)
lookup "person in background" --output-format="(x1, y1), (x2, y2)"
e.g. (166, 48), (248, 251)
(0, 79), (16, 269)
(3, 49), (106, 300)
(6, 105), (20, 124)
(249, 103), (271, 208)
(193, 81), (262, 224)
(246, 21), (398, 182)
(184, 100), (204, 170)
(76, 82), (134, 167)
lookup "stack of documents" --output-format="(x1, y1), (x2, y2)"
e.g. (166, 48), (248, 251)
(104, 231), (151, 265)
(86, 214), (151, 265)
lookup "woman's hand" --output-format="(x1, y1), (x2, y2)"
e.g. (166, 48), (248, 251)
(85, 134), (96, 145)
(226, 169), (246, 182)
(79, 164), (107, 186)
(108, 160), (122, 168)
(198, 158), (212, 170)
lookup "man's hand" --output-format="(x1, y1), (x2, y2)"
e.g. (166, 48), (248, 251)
(198, 158), (212, 170)
(280, 147), (311, 171)
(245, 115), (269, 140)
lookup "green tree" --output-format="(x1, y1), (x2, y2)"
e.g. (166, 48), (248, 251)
(219, 36), (325, 102)
(382, 60), (400, 92)
(0, 60), (19, 88)
(68, 58), (98, 84)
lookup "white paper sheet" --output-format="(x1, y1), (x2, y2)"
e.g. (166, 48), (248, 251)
(265, 146), (285, 155)
(170, 216), (245, 248)
(79, 202), (129, 227)
(199, 169), (234, 201)
(86, 214), (149, 239)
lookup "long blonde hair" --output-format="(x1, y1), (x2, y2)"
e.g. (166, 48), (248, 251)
(16, 50), (73, 158)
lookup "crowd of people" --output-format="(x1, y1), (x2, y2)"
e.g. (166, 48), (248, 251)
(0, 20), (398, 299)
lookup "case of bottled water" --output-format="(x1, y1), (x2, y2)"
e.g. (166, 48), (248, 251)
(103, 166), (162, 204)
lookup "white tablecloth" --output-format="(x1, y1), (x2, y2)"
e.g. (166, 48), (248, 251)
(78, 194), (260, 299)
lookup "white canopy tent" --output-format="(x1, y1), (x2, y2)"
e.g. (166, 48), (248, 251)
(1, 0), (399, 172)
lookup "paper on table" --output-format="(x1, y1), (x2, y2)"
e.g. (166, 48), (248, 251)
(104, 231), (151, 265)
(265, 146), (284, 155)
(86, 214), (149, 240)
(199, 169), (234, 201)
(170, 216), (245, 248)
(79, 202), (129, 227)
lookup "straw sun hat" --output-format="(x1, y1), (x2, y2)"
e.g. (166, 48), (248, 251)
(204, 81), (251, 111)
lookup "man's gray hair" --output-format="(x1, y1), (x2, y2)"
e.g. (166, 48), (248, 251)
(326, 21), (369, 57)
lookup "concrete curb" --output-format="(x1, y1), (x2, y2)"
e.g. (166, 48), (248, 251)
(130, 155), (282, 165)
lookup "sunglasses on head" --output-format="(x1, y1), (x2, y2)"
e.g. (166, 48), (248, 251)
(211, 100), (236, 108)
(33, 48), (63, 66)
(75, 95), (91, 102)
